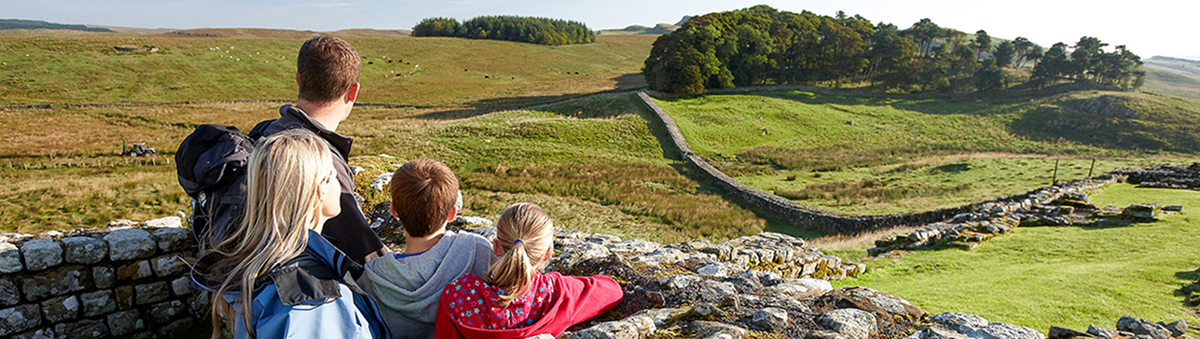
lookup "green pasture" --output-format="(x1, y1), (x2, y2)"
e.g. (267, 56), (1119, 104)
(0, 93), (765, 242)
(833, 183), (1200, 332)
(0, 34), (654, 106)
(656, 90), (1200, 214)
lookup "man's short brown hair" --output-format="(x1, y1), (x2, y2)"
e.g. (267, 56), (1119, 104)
(296, 36), (361, 103)
(390, 158), (459, 238)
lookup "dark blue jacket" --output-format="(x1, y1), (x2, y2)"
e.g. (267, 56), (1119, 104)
(260, 104), (387, 266)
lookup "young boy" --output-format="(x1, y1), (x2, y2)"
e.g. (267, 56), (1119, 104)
(358, 158), (494, 339)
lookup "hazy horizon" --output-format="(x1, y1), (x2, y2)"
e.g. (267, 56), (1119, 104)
(4, 0), (1198, 60)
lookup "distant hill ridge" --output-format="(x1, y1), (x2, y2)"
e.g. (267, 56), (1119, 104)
(600, 16), (689, 35)
(0, 19), (112, 32)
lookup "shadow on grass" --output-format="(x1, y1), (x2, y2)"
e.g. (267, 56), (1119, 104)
(1175, 269), (1200, 308)
(409, 85), (647, 120)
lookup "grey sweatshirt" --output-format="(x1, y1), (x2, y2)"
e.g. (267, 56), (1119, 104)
(358, 231), (494, 339)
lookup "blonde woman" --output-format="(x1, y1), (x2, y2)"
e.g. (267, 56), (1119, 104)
(434, 203), (622, 339)
(191, 129), (389, 339)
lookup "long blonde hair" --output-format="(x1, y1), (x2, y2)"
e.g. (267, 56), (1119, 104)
(487, 203), (554, 308)
(203, 129), (336, 338)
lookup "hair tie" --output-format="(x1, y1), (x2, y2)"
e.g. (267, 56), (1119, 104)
(513, 239), (524, 246)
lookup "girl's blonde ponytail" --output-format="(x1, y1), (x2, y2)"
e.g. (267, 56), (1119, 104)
(487, 203), (553, 308)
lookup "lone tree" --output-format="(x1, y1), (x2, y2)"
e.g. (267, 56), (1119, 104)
(993, 41), (1015, 68)
(973, 30), (992, 60)
(975, 58), (1004, 92)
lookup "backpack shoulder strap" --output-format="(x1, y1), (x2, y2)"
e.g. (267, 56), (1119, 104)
(247, 119), (277, 143)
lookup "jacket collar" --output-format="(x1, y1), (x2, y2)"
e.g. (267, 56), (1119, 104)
(277, 104), (353, 162)
(188, 230), (365, 296)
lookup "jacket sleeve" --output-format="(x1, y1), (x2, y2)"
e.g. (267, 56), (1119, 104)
(433, 287), (465, 339)
(555, 273), (623, 327)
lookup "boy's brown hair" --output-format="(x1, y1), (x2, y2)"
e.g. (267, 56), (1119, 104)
(296, 36), (361, 103)
(390, 158), (459, 237)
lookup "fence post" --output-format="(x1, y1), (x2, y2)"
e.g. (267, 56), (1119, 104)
(1051, 159), (1059, 185)
(1087, 158), (1096, 178)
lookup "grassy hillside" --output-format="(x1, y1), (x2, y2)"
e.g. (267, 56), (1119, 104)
(1144, 56), (1200, 100)
(833, 183), (1200, 333)
(0, 34), (654, 106)
(656, 89), (1200, 214)
(0, 93), (765, 242)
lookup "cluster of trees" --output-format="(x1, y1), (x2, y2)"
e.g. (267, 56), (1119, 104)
(1031, 37), (1145, 88)
(642, 6), (1143, 95)
(412, 16), (594, 45)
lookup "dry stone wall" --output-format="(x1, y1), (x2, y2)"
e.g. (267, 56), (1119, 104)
(0, 225), (196, 339)
(636, 91), (1060, 234)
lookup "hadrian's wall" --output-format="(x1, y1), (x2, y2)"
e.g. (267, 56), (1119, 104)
(0, 224), (196, 339)
(635, 91), (1119, 234)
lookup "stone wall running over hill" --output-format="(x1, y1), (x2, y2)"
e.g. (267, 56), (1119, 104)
(635, 91), (1126, 234)
(0, 225), (196, 339)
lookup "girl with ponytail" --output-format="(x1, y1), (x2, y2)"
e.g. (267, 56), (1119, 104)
(434, 203), (622, 339)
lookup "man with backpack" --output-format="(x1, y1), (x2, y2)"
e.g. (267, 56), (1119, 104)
(178, 36), (387, 268)
(253, 36), (388, 266)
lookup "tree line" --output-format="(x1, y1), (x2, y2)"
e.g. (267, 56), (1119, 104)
(0, 19), (112, 32)
(642, 5), (1144, 95)
(413, 16), (595, 46)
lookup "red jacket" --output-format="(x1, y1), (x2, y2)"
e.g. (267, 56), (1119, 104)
(434, 272), (622, 339)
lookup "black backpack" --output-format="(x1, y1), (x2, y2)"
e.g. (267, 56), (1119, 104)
(176, 120), (274, 250)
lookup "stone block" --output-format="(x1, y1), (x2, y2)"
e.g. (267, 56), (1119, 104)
(568, 320), (640, 339)
(103, 228), (155, 261)
(21, 239), (63, 271)
(152, 227), (192, 252)
(106, 309), (143, 336)
(0, 277), (19, 307)
(151, 254), (187, 277)
(55, 318), (108, 339)
(817, 308), (876, 339)
(752, 307), (789, 331)
(80, 290), (116, 317)
(115, 285), (134, 310)
(157, 317), (195, 338)
(11, 328), (53, 339)
(61, 237), (107, 264)
(135, 282), (169, 305)
(40, 295), (80, 323)
(1, 242), (24, 273)
(21, 265), (90, 301)
(116, 260), (153, 281)
(143, 216), (182, 228)
(0, 304), (42, 336)
(148, 300), (185, 324)
(171, 276), (192, 297)
(92, 266), (114, 289)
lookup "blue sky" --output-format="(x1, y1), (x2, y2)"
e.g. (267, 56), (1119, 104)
(6, 0), (1198, 59)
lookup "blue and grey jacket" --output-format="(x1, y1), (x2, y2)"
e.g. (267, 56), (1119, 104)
(192, 230), (391, 339)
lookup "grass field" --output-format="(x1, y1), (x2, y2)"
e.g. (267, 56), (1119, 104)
(0, 34), (654, 106)
(0, 93), (766, 242)
(656, 89), (1200, 214)
(3, 29), (1200, 332)
(831, 183), (1200, 333)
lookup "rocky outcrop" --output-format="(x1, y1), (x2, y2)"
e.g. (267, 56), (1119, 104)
(1047, 316), (1189, 339)
(437, 225), (949, 338)
(1115, 163), (1200, 190)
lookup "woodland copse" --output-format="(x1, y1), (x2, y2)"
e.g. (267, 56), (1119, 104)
(412, 15), (595, 46)
(642, 5), (1146, 95)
